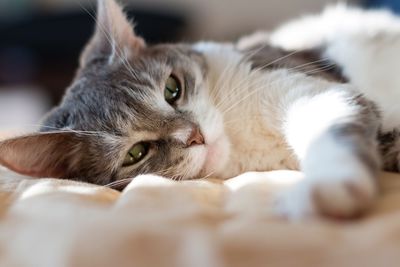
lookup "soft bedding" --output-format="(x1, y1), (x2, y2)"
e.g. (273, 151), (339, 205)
(1, 166), (400, 267)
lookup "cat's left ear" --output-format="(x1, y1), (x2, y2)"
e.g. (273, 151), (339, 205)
(80, 0), (145, 66)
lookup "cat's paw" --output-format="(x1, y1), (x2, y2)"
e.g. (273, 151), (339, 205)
(310, 173), (377, 218)
(274, 166), (377, 220)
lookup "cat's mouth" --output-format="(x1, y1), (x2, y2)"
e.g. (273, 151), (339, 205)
(198, 135), (230, 178)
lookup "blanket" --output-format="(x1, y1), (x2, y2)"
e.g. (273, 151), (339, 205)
(1, 166), (400, 267)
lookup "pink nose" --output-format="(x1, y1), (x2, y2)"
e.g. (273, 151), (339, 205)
(186, 127), (205, 147)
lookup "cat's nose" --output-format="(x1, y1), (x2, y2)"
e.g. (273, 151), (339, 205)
(186, 126), (205, 147)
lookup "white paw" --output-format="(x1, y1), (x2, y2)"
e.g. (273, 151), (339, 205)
(274, 165), (377, 220)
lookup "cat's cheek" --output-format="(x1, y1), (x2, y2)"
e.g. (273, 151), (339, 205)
(201, 136), (231, 177)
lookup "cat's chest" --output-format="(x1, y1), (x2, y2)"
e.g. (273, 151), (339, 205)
(221, 112), (299, 178)
(213, 69), (302, 178)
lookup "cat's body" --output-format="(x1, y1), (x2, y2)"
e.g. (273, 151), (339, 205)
(1, 1), (400, 218)
(199, 5), (400, 177)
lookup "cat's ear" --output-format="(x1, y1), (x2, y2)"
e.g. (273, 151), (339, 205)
(0, 132), (88, 179)
(80, 0), (145, 66)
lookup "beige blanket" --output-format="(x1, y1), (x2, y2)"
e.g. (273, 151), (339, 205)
(1, 167), (400, 267)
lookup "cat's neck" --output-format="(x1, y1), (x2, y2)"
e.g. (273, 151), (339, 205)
(193, 42), (284, 133)
(193, 42), (246, 107)
(193, 42), (300, 177)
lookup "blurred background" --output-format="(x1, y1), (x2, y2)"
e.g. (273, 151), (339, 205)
(0, 0), (398, 132)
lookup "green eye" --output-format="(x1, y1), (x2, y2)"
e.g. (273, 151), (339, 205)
(164, 75), (182, 105)
(122, 142), (150, 167)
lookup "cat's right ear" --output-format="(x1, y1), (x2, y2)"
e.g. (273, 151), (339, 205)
(80, 0), (145, 66)
(0, 132), (89, 179)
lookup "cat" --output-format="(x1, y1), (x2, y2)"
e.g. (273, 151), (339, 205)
(1, 0), (400, 219)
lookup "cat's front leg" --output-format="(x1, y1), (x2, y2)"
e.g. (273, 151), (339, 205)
(276, 88), (381, 219)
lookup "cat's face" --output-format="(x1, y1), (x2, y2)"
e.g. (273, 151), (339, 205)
(0, 0), (230, 185)
(42, 44), (230, 183)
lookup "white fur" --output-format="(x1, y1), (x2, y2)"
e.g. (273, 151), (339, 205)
(194, 43), (300, 178)
(194, 42), (343, 176)
(194, 41), (362, 179)
(270, 4), (400, 50)
(284, 87), (359, 160)
(275, 133), (376, 219)
(192, 6), (400, 218)
(270, 4), (400, 131)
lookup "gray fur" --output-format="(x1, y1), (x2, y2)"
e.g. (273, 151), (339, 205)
(379, 129), (400, 172)
(240, 44), (348, 83)
(328, 94), (382, 176)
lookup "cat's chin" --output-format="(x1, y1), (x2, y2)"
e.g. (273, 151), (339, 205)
(198, 135), (230, 178)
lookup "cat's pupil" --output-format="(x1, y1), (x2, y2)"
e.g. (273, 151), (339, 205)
(122, 142), (150, 167)
(164, 75), (181, 105)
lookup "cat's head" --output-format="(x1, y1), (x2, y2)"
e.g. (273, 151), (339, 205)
(0, 0), (230, 185)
